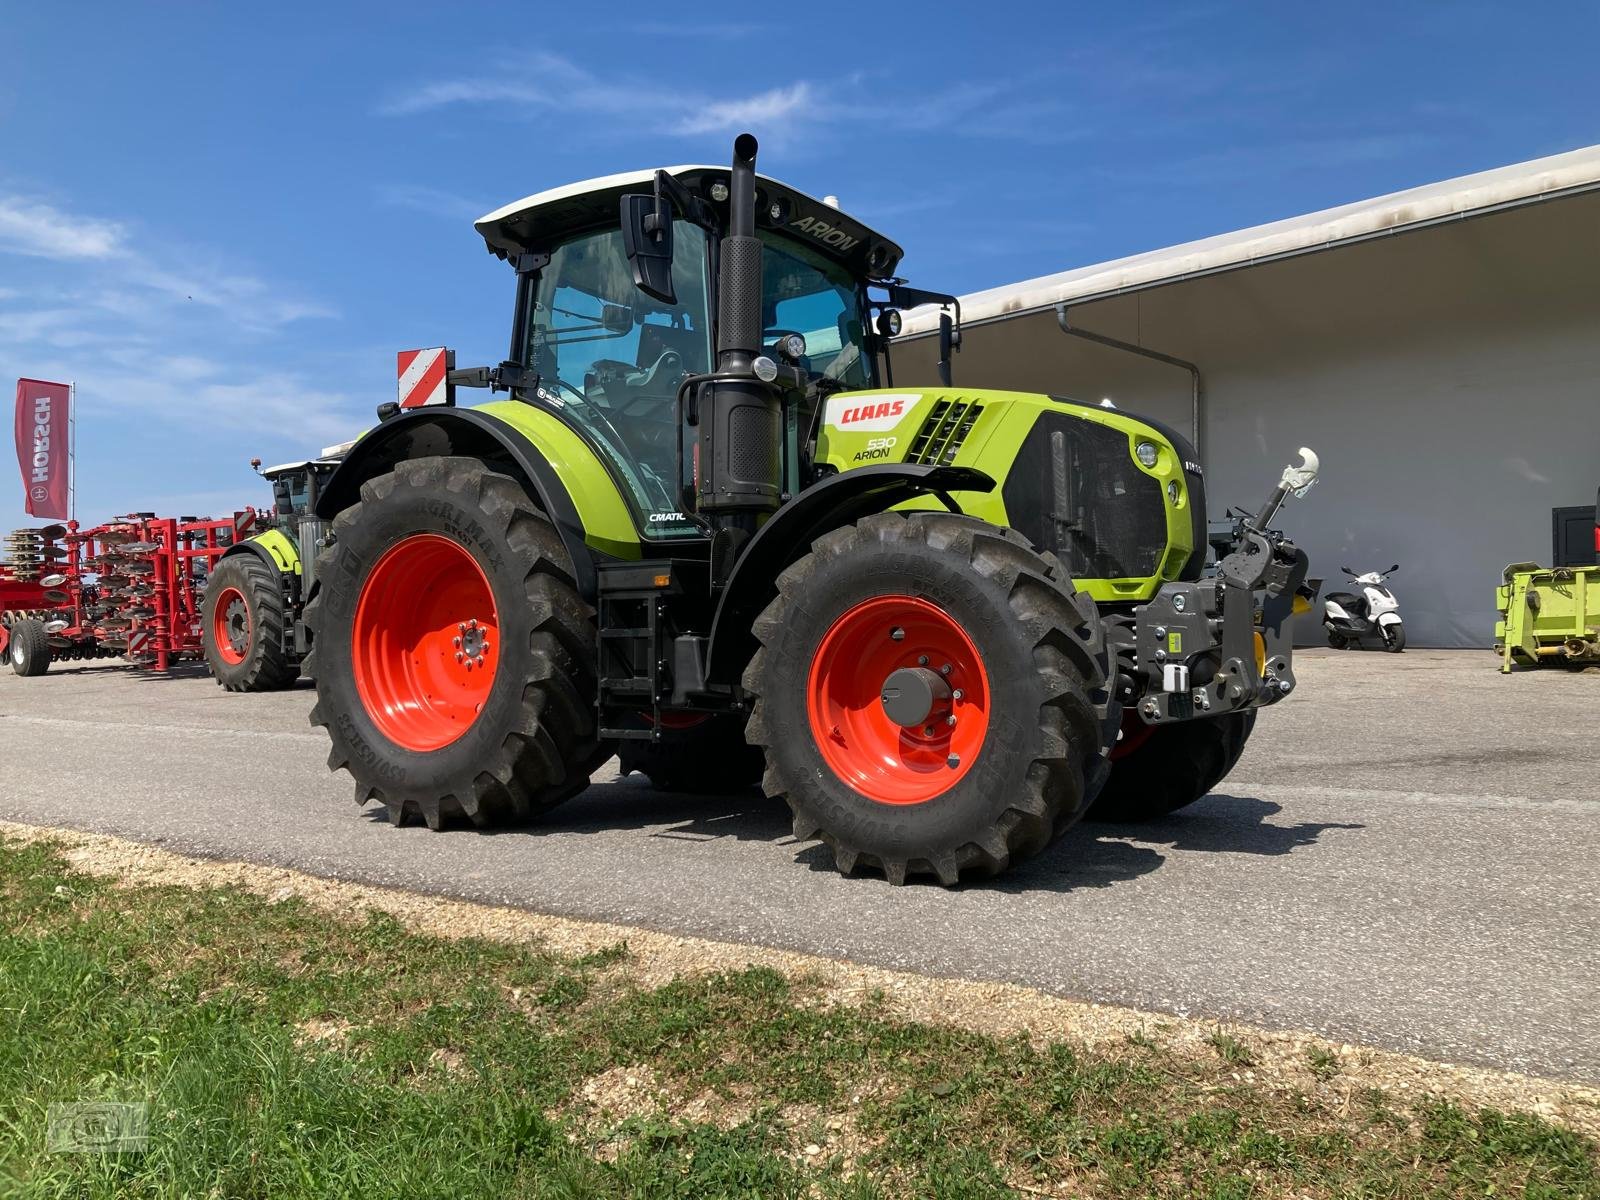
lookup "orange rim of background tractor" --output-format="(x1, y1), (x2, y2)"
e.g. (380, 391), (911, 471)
(211, 585), (250, 666)
(352, 534), (499, 753)
(806, 595), (990, 805)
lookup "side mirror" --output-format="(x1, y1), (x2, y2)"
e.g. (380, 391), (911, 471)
(1340, 565), (1353, 575)
(1387, 563), (1400, 574)
(620, 194), (675, 305)
(600, 304), (632, 335)
(937, 311), (958, 387)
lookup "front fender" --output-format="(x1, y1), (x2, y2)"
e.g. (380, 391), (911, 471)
(314, 406), (627, 600)
(223, 527), (300, 576)
(704, 464), (994, 685)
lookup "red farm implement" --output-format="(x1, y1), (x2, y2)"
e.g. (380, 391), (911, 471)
(2, 511), (259, 676)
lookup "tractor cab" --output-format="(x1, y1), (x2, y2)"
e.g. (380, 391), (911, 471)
(471, 164), (944, 543)
(259, 459), (340, 522)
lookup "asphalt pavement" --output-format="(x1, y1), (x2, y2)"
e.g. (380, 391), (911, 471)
(1, 648), (1595, 1083)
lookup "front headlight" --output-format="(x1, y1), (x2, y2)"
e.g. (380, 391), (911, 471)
(1135, 441), (1159, 468)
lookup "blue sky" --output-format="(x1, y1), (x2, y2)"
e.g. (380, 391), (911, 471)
(2, 1), (1595, 532)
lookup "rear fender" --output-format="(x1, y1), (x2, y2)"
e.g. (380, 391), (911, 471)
(313, 406), (610, 600)
(704, 464), (994, 685)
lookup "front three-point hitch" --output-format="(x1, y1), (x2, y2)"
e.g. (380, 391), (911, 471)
(1128, 449), (1320, 725)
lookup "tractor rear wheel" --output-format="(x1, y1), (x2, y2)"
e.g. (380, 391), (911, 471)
(201, 553), (299, 692)
(305, 456), (606, 829)
(745, 511), (1115, 886)
(1088, 711), (1255, 822)
(616, 715), (765, 793)
(6, 618), (50, 677)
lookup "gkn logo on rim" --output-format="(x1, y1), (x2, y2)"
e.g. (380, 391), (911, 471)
(823, 393), (920, 434)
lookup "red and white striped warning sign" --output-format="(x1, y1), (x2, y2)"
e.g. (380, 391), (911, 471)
(127, 629), (151, 657)
(397, 347), (451, 409)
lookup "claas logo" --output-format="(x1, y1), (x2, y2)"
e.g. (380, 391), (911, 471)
(823, 394), (917, 434)
(837, 399), (904, 426)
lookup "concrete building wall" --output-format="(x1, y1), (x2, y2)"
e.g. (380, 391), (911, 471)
(891, 190), (1600, 647)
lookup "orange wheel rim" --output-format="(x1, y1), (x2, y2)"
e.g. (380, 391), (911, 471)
(212, 585), (250, 665)
(806, 595), (989, 805)
(352, 534), (498, 752)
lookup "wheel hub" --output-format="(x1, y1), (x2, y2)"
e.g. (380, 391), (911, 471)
(351, 534), (500, 753)
(807, 595), (989, 806)
(879, 666), (952, 728)
(224, 597), (249, 653)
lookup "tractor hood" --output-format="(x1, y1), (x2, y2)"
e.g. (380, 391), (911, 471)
(476, 166), (904, 280)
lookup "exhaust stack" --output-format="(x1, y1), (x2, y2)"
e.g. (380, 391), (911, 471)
(697, 133), (782, 555)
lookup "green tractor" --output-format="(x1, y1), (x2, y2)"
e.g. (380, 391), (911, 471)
(201, 457), (340, 691)
(303, 134), (1318, 884)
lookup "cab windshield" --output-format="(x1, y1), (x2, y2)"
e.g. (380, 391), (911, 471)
(759, 231), (872, 390)
(527, 222), (711, 538)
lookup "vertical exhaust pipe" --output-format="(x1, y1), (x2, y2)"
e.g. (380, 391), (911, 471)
(699, 133), (781, 578)
(717, 133), (762, 365)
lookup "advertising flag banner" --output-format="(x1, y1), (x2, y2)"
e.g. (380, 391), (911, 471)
(14, 378), (71, 520)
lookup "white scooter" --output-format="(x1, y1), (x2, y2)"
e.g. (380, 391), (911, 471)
(1324, 565), (1405, 652)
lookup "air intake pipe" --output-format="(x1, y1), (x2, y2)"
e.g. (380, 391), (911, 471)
(698, 133), (782, 532)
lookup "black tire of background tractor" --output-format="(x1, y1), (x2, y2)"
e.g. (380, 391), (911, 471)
(1384, 622), (1406, 653)
(616, 716), (765, 793)
(201, 553), (300, 692)
(305, 456), (608, 830)
(1087, 711), (1255, 822)
(744, 511), (1116, 887)
(7, 618), (50, 677)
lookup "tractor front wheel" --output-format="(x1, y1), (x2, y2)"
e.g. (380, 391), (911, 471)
(305, 456), (607, 829)
(201, 553), (299, 691)
(6, 618), (50, 677)
(745, 511), (1115, 886)
(1088, 711), (1255, 822)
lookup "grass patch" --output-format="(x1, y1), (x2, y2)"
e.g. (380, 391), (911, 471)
(0, 834), (1594, 1198)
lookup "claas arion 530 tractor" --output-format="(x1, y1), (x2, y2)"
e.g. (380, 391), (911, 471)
(304, 134), (1319, 885)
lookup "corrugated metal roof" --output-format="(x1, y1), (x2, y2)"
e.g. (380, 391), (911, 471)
(900, 143), (1600, 336)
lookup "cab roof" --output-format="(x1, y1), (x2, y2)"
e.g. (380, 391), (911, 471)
(476, 165), (904, 281)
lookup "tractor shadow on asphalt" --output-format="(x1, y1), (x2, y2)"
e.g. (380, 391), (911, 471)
(477, 777), (1362, 892)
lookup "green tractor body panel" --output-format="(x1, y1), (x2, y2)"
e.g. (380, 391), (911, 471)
(247, 527), (302, 576)
(816, 388), (1197, 602)
(468, 400), (642, 561)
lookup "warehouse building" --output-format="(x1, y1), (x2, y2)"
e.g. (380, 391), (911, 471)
(894, 145), (1600, 647)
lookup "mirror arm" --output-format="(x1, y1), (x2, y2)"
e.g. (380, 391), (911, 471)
(652, 170), (714, 233)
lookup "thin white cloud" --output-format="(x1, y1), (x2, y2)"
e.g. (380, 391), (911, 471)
(376, 53), (824, 138)
(377, 79), (545, 117)
(675, 83), (815, 135)
(375, 183), (490, 222)
(0, 196), (125, 259)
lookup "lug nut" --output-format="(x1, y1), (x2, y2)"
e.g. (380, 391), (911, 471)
(453, 636), (462, 648)
(455, 652), (464, 663)
(946, 754), (960, 769)
(923, 725), (936, 736)
(940, 663), (952, 675)
(951, 688), (963, 700)
(918, 655), (929, 666)
(946, 714), (957, 726)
